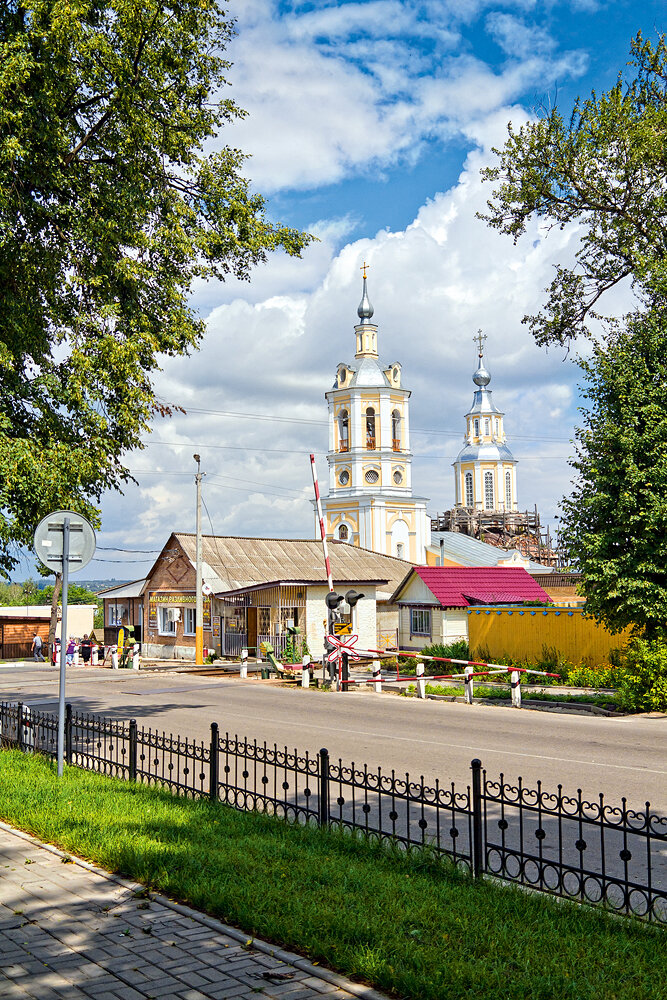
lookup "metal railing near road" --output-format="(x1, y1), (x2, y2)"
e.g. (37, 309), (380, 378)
(1, 701), (665, 925)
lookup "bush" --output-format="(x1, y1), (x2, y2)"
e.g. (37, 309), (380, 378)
(566, 662), (628, 689)
(419, 641), (469, 675)
(615, 638), (667, 712)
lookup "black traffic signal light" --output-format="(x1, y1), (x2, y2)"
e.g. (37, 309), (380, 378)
(325, 591), (344, 611)
(345, 589), (365, 608)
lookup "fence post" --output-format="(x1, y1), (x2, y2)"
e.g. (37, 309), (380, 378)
(471, 758), (484, 879)
(464, 665), (474, 704)
(240, 648), (248, 680)
(128, 719), (137, 781)
(65, 703), (72, 765)
(372, 659), (382, 693)
(111, 645), (118, 670)
(510, 670), (521, 708)
(210, 722), (219, 801)
(416, 661), (425, 699)
(318, 747), (330, 828)
(17, 702), (24, 751)
(301, 655), (310, 689)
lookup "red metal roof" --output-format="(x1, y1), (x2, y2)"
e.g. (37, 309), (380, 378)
(409, 567), (551, 608)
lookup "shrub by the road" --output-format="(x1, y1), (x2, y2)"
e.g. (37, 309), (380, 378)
(615, 638), (667, 712)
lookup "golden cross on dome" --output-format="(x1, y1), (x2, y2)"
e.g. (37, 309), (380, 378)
(360, 261), (370, 278)
(474, 329), (487, 357)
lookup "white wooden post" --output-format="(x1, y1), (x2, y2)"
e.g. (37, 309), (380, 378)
(240, 647), (248, 679)
(464, 665), (474, 704)
(416, 661), (425, 699)
(111, 645), (118, 670)
(91, 644), (98, 666)
(372, 660), (382, 693)
(73, 642), (80, 667)
(132, 643), (140, 670)
(511, 669), (521, 708)
(301, 654), (310, 689)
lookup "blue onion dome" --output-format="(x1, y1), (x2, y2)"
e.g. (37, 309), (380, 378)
(357, 275), (374, 323)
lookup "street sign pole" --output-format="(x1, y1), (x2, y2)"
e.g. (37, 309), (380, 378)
(34, 509), (96, 779)
(57, 518), (70, 777)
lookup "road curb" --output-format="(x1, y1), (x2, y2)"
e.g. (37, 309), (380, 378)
(0, 819), (389, 1000)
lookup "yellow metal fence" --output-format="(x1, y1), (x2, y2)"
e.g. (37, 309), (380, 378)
(467, 607), (631, 667)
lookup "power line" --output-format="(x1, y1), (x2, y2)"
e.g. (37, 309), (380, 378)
(170, 405), (574, 444)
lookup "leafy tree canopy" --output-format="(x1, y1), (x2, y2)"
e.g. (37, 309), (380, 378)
(559, 308), (667, 638)
(0, 0), (312, 576)
(479, 32), (667, 347)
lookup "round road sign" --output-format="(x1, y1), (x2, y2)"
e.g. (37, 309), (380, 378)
(34, 510), (96, 574)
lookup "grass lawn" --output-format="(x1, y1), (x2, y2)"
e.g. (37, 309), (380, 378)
(0, 750), (663, 1000)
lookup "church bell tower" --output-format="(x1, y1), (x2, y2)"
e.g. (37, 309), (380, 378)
(319, 268), (431, 562)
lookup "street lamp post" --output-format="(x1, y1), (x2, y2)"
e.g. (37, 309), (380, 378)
(194, 454), (204, 666)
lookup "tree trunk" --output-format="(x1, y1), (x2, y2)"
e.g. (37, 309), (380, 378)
(49, 574), (62, 657)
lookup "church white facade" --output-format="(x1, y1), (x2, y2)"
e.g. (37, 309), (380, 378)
(319, 273), (431, 563)
(452, 334), (518, 512)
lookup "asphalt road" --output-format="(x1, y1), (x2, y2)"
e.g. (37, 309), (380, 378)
(1, 662), (665, 814)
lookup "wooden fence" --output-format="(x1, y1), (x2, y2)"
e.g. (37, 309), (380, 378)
(467, 606), (631, 666)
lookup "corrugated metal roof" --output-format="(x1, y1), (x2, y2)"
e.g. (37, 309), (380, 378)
(98, 579), (147, 599)
(394, 567), (551, 608)
(173, 534), (413, 597)
(431, 531), (552, 573)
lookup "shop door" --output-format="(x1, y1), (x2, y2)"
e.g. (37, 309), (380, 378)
(247, 607), (258, 656)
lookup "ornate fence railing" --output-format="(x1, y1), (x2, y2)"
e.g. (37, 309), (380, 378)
(1, 701), (665, 924)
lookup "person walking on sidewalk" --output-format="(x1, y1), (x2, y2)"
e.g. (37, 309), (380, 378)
(31, 633), (45, 662)
(66, 637), (76, 666)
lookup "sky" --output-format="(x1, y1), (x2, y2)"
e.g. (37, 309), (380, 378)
(20, 0), (666, 581)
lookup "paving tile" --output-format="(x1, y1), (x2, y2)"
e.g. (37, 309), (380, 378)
(0, 828), (381, 1000)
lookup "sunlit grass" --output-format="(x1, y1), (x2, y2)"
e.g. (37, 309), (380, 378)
(0, 751), (663, 1000)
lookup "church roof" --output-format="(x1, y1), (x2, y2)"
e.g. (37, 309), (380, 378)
(392, 566), (551, 607)
(333, 355), (392, 389)
(454, 440), (515, 463)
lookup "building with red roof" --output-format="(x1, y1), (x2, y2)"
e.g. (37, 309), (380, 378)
(391, 566), (551, 650)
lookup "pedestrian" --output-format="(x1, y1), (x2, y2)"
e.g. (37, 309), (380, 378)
(81, 636), (92, 664)
(66, 636), (76, 666)
(52, 638), (60, 665)
(31, 633), (45, 662)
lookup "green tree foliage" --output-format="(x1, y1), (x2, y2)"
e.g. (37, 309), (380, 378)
(560, 310), (667, 637)
(479, 32), (667, 347)
(616, 638), (667, 712)
(0, 1), (312, 576)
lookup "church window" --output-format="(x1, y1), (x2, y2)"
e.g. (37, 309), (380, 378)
(339, 369), (346, 384)
(495, 419), (500, 436)
(392, 409), (401, 451)
(505, 471), (512, 509)
(474, 418), (480, 437)
(339, 469), (350, 486)
(465, 472), (474, 507)
(366, 407), (376, 449)
(396, 543), (405, 559)
(339, 410), (349, 452)
(484, 471), (494, 509)
(338, 524), (349, 541)
(393, 469), (403, 485)
(365, 469), (379, 485)
(484, 418), (490, 435)
(393, 367), (399, 381)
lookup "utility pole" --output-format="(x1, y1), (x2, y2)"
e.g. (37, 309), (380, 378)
(194, 454), (204, 666)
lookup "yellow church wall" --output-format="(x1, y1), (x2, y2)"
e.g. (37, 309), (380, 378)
(468, 607), (632, 667)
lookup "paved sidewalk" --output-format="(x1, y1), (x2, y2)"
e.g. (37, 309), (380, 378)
(0, 825), (387, 1000)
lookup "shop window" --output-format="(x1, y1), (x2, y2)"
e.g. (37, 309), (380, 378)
(184, 607), (196, 635)
(410, 608), (431, 636)
(158, 606), (177, 635)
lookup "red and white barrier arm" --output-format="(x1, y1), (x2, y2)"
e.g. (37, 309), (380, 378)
(310, 453), (334, 594)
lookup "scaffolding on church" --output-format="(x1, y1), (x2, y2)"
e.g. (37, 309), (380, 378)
(430, 506), (568, 569)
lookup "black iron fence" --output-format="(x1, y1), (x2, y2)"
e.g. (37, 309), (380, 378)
(1, 701), (665, 925)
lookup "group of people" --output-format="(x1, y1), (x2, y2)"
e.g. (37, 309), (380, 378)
(31, 634), (103, 665)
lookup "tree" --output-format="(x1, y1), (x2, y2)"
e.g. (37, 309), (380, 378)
(0, 1), (312, 576)
(559, 309), (667, 638)
(479, 32), (667, 347)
